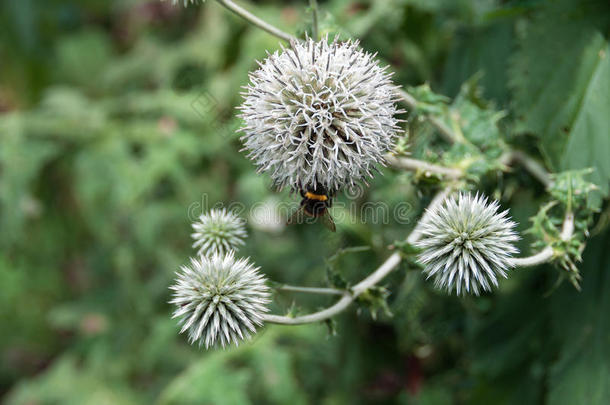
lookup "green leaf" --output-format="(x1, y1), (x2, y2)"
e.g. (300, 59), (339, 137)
(5, 356), (140, 405)
(158, 351), (252, 405)
(448, 76), (506, 151)
(0, 115), (62, 246)
(157, 327), (313, 405)
(442, 22), (513, 103)
(561, 45), (610, 197)
(56, 30), (113, 92)
(548, 234), (610, 404)
(510, 0), (610, 196)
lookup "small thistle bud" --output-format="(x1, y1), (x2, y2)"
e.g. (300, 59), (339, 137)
(239, 37), (403, 193)
(416, 193), (519, 295)
(170, 252), (271, 348)
(191, 209), (247, 257)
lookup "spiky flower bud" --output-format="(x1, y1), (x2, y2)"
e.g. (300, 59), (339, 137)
(170, 252), (271, 348)
(416, 193), (519, 295)
(239, 37), (402, 193)
(191, 209), (247, 257)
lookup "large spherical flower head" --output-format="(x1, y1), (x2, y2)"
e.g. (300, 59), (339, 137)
(191, 209), (247, 257)
(415, 193), (519, 296)
(170, 252), (271, 348)
(239, 37), (403, 193)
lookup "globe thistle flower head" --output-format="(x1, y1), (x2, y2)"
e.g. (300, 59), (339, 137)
(191, 208), (247, 257)
(416, 193), (519, 296)
(239, 36), (403, 194)
(170, 252), (271, 348)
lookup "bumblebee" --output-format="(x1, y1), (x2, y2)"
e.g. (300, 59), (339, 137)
(287, 186), (336, 232)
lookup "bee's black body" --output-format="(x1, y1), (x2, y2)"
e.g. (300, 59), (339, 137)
(300, 188), (332, 217)
(287, 186), (336, 231)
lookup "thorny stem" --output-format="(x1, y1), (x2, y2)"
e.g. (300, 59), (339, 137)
(509, 212), (574, 267)
(215, 0), (296, 43)
(385, 154), (462, 179)
(309, 0), (320, 41)
(263, 188), (452, 325)
(397, 90), (552, 187)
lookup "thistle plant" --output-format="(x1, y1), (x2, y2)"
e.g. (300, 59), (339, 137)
(191, 208), (247, 257)
(415, 193), (519, 295)
(170, 252), (270, 348)
(239, 36), (402, 193)
(165, 0), (592, 349)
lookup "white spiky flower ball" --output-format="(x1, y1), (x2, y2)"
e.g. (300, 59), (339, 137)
(416, 193), (519, 296)
(191, 209), (247, 257)
(170, 252), (271, 348)
(239, 37), (403, 193)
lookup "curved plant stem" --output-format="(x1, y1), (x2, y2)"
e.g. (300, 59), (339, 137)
(263, 188), (452, 325)
(501, 150), (552, 187)
(215, 0), (296, 43)
(386, 154), (462, 179)
(509, 212), (574, 267)
(265, 190), (575, 324)
(509, 246), (554, 268)
(264, 254), (401, 325)
(275, 284), (343, 295)
(406, 187), (453, 243)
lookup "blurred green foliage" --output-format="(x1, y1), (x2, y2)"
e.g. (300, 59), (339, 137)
(1, 0), (609, 404)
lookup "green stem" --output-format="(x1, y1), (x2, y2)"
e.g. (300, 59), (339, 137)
(215, 0), (296, 43)
(275, 284), (343, 295)
(501, 150), (552, 187)
(509, 212), (574, 267)
(385, 154), (463, 179)
(263, 188), (453, 325)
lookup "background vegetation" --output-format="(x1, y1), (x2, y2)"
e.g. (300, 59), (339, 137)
(1, 0), (609, 403)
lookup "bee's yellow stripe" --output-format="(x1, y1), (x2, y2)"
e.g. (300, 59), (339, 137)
(304, 192), (328, 201)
